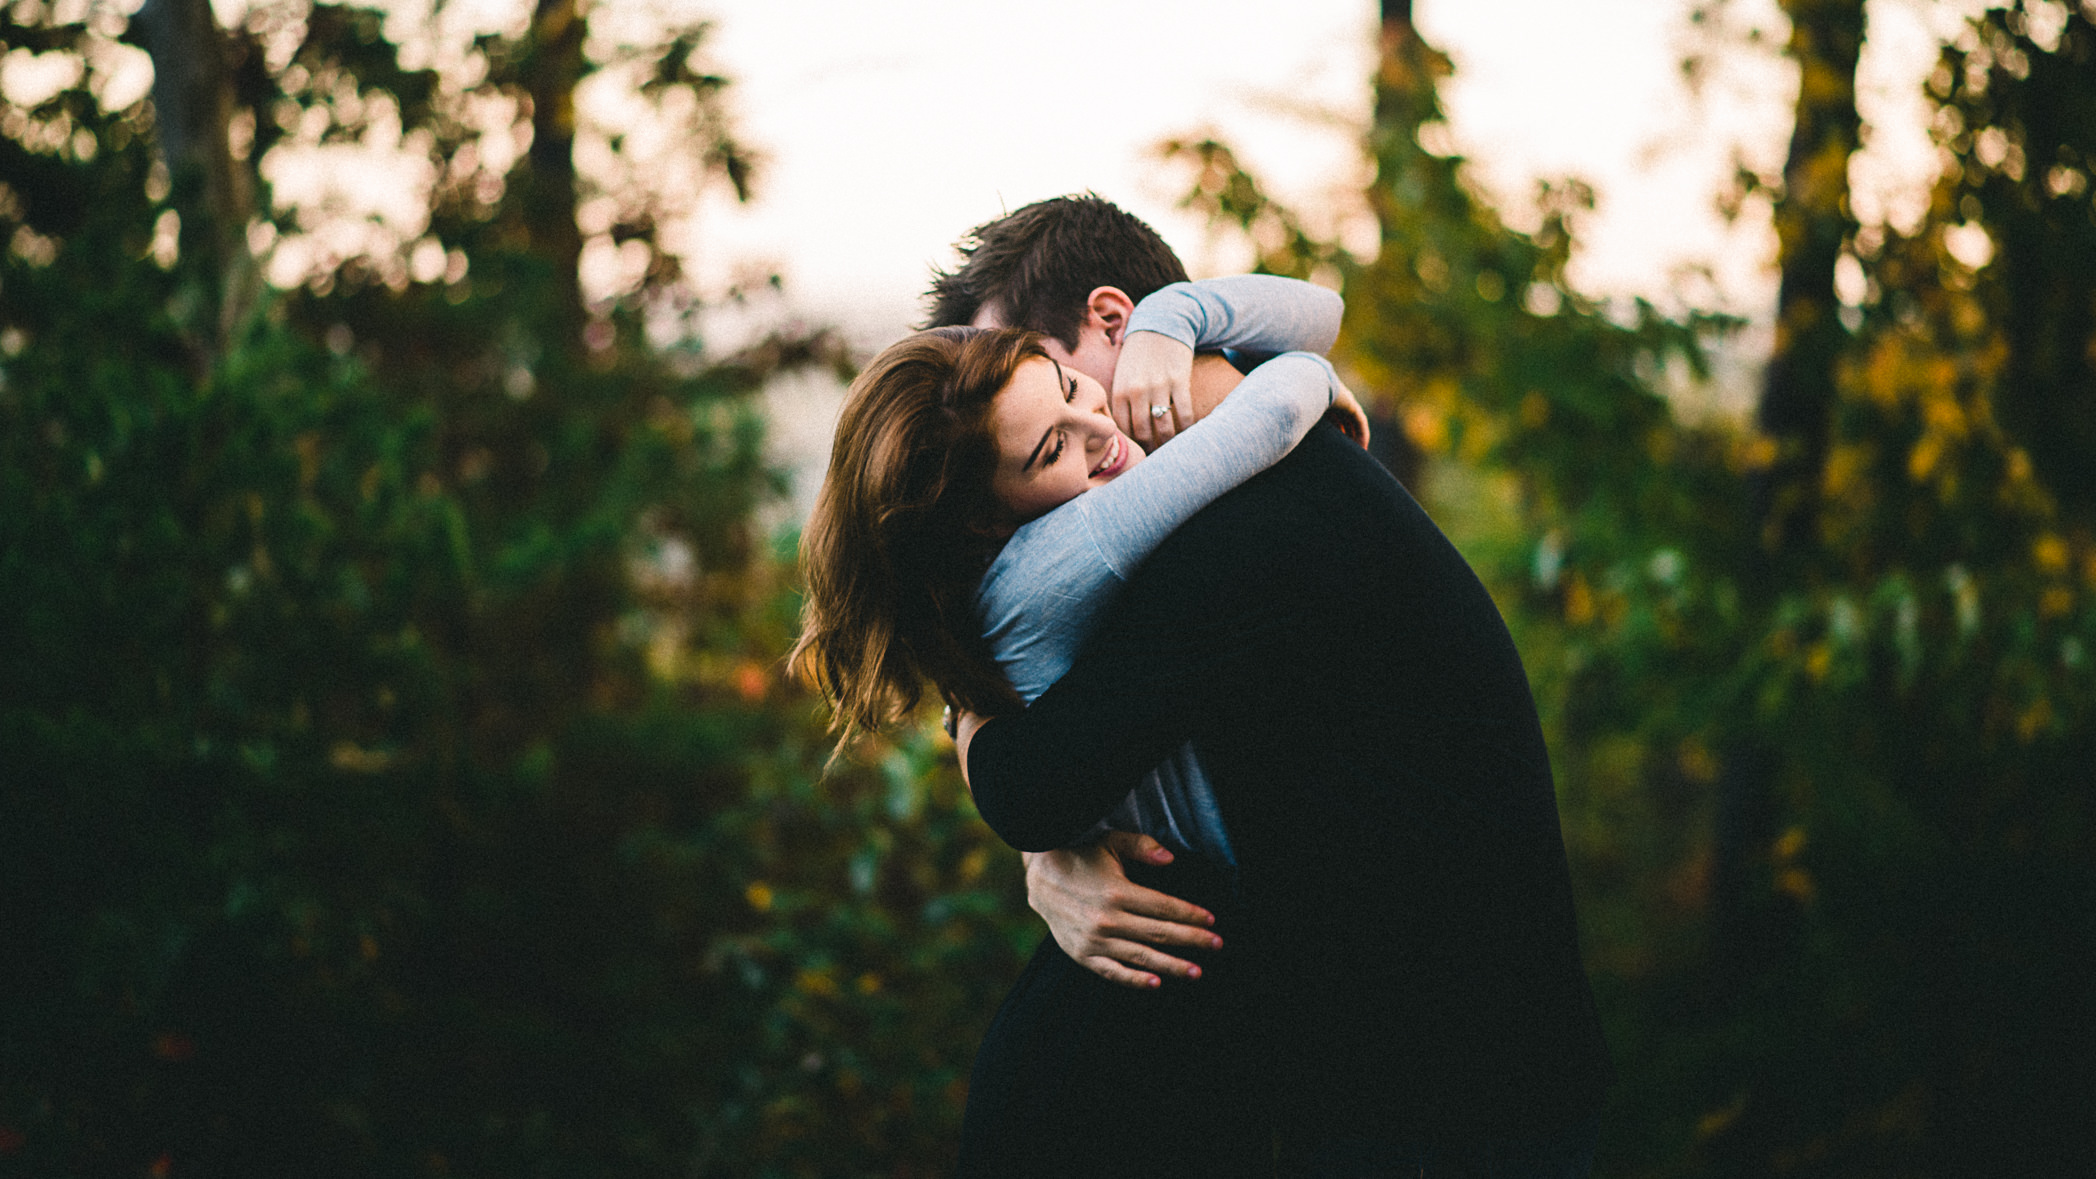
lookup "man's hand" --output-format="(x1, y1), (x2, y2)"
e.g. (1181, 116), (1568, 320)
(1023, 832), (1223, 990)
(1108, 330), (1196, 451)
(1326, 378), (1371, 448)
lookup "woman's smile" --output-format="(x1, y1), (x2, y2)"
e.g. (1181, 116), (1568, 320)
(1091, 433), (1128, 479)
(990, 356), (1147, 522)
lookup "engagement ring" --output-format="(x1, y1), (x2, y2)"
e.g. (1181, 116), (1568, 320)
(1150, 405), (1168, 419)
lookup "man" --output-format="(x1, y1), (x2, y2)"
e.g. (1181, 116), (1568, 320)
(937, 195), (1611, 1172)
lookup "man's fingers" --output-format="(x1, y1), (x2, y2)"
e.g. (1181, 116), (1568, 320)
(1091, 938), (1203, 981)
(1101, 829), (1174, 865)
(1080, 956), (1163, 991)
(1109, 882), (1216, 930)
(1105, 911), (1223, 952)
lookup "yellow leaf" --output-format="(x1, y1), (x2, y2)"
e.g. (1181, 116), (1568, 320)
(1773, 827), (1807, 861)
(745, 882), (774, 913)
(1678, 739), (1719, 785)
(2017, 698), (2055, 742)
(2033, 535), (2069, 575)
(1403, 404), (1447, 454)
(1806, 643), (1832, 681)
(1563, 573), (1594, 626)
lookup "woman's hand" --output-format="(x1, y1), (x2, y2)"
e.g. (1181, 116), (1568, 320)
(1109, 330), (1196, 451)
(1326, 377), (1372, 449)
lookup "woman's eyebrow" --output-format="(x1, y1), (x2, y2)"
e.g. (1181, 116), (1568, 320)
(1020, 363), (1063, 473)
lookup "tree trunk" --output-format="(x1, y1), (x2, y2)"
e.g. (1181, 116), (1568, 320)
(1755, 0), (1866, 565)
(1712, 0), (1866, 999)
(517, 0), (589, 354)
(129, 0), (259, 364)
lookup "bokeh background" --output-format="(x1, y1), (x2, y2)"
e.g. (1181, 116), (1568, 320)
(4, 0), (2093, 1174)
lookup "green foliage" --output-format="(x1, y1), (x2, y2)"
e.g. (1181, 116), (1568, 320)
(1, 4), (1033, 1175)
(1166, 8), (2094, 1175)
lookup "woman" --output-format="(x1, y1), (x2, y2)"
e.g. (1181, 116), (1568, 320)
(791, 276), (1355, 1173)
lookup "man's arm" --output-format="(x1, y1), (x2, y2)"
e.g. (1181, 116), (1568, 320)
(954, 714), (1223, 989)
(963, 451), (1320, 851)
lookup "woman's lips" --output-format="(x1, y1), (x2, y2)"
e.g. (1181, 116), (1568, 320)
(1092, 433), (1126, 479)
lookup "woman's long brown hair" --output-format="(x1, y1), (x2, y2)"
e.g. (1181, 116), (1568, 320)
(789, 326), (1041, 746)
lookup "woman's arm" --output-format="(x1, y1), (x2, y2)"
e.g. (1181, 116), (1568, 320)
(1077, 351), (1339, 579)
(1127, 274), (1343, 357)
(1113, 275), (1343, 446)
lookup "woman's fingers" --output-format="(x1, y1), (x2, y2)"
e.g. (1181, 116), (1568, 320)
(1108, 384), (1139, 439)
(1328, 379), (1372, 448)
(1109, 332), (1195, 451)
(1129, 388), (1162, 450)
(1169, 382), (1195, 443)
(1137, 378), (1189, 447)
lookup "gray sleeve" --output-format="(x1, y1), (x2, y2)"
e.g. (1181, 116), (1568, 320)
(1075, 352), (1338, 578)
(1124, 275), (1343, 356)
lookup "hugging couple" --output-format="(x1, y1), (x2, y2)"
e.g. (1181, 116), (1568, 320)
(792, 195), (1611, 1177)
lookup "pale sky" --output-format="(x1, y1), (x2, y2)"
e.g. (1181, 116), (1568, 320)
(687, 0), (1978, 513)
(693, 0), (1973, 353)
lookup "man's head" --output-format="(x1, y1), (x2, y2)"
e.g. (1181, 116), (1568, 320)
(923, 194), (1189, 390)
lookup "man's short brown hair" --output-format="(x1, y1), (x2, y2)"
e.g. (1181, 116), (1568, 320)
(923, 194), (1190, 351)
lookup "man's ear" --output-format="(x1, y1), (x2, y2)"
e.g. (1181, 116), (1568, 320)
(1083, 286), (1137, 346)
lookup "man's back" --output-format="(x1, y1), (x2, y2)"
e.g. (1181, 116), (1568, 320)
(970, 425), (1610, 1137)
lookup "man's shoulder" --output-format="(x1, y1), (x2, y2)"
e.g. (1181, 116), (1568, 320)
(1193, 424), (1408, 528)
(1137, 424), (1414, 572)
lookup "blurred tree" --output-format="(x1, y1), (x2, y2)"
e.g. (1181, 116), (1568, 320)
(1931, 0), (2096, 529)
(1704, 0), (1865, 1057)
(0, 2), (1031, 1174)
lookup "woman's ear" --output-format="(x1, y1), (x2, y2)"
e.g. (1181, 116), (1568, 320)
(1084, 286), (1136, 346)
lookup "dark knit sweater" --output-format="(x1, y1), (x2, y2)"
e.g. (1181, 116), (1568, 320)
(969, 424), (1612, 1135)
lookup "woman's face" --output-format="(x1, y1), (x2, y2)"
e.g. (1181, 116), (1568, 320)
(988, 356), (1146, 522)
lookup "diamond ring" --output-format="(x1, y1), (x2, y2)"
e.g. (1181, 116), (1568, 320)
(1150, 404), (1168, 420)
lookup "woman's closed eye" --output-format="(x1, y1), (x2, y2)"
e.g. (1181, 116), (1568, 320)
(1035, 373), (1078, 466)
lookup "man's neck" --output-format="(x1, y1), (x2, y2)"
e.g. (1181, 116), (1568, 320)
(1187, 353), (1244, 425)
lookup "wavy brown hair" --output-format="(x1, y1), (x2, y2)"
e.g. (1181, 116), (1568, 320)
(790, 326), (1042, 744)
